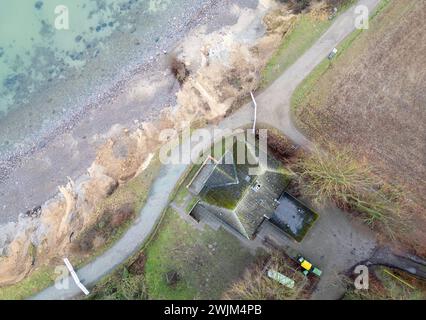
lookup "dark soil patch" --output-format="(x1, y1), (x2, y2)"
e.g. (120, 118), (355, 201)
(260, 129), (302, 164)
(110, 203), (134, 227)
(165, 271), (181, 287)
(128, 253), (147, 275)
(169, 54), (189, 85)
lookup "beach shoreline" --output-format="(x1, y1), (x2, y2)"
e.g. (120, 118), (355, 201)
(0, 0), (258, 224)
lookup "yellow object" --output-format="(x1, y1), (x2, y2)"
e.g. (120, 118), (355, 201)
(383, 269), (415, 290)
(301, 260), (312, 271)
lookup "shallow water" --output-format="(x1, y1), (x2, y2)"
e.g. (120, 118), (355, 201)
(1, 0), (169, 114)
(270, 193), (318, 242)
(0, 0), (258, 160)
(0, 0), (190, 152)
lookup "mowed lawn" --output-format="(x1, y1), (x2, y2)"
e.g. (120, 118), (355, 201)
(292, 0), (426, 250)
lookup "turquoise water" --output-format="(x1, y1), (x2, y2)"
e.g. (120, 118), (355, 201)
(0, 0), (174, 118)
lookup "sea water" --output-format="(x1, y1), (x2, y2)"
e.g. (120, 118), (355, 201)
(1, 0), (168, 115)
(0, 0), (186, 153)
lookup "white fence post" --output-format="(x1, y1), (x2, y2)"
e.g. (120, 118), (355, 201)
(63, 258), (90, 296)
(250, 91), (257, 134)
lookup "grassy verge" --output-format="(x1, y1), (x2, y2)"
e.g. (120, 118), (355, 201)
(0, 267), (55, 300)
(290, 25), (362, 119)
(260, 0), (356, 88)
(173, 163), (202, 207)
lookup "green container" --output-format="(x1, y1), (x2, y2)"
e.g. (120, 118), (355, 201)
(312, 267), (322, 277)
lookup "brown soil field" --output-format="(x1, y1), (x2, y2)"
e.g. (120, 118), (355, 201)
(293, 0), (426, 252)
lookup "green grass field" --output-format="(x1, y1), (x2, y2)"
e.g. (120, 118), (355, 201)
(0, 267), (55, 300)
(144, 209), (258, 299)
(90, 208), (259, 300)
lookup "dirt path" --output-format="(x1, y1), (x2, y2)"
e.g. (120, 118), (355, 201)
(367, 247), (426, 280)
(32, 0), (425, 300)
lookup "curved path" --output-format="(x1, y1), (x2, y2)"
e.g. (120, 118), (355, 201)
(33, 0), (398, 299)
(219, 0), (380, 146)
(32, 161), (188, 299)
(367, 247), (426, 280)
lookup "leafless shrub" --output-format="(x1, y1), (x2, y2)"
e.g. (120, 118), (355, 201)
(293, 145), (406, 237)
(92, 268), (148, 300)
